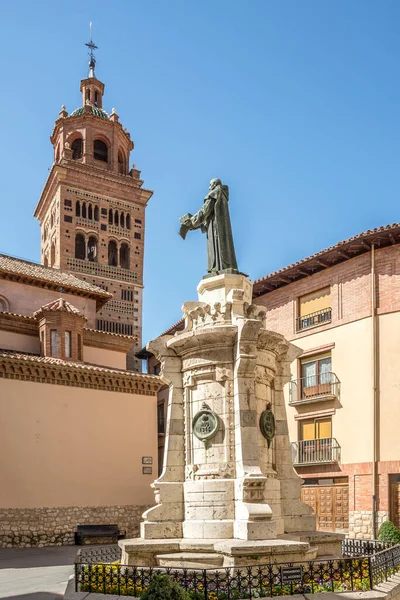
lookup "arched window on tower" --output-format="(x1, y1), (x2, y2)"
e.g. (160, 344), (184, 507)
(50, 243), (56, 267)
(94, 91), (98, 106)
(120, 243), (130, 270)
(71, 138), (83, 160)
(114, 211), (119, 226)
(82, 202), (87, 219)
(88, 204), (93, 220)
(76, 201), (81, 217)
(118, 150), (125, 175)
(75, 234), (86, 259)
(94, 206), (99, 221)
(108, 241), (118, 267)
(87, 236), (97, 262)
(94, 139), (108, 162)
(120, 212), (125, 228)
(86, 89), (91, 102)
(108, 209), (113, 224)
(126, 214), (131, 229)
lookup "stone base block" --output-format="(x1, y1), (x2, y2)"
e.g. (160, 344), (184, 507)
(140, 520), (182, 540)
(279, 530), (344, 558)
(119, 537), (316, 568)
(182, 519), (233, 539)
(234, 519), (276, 540)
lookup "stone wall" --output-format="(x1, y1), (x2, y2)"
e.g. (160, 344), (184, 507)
(348, 510), (388, 540)
(0, 504), (149, 548)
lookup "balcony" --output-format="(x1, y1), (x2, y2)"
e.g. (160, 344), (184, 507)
(289, 372), (340, 405)
(292, 438), (341, 466)
(296, 307), (332, 332)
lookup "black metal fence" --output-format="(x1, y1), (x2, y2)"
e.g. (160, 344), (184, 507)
(75, 541), (400, 599)
(342, 538), (397, 557)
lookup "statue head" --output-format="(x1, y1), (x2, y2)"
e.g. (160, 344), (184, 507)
(209, 178), (221, 191)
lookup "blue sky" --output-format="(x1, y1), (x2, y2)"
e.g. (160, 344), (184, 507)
(0, 1), (399, 344)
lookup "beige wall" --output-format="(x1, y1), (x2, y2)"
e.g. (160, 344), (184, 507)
(0, 279), (97, 328)
(0, 330), (40, 354)
(286, 317), (374, 465)
(378, 311), (400, 462)
(0, 379), (157, 508)
(83, 345), (126, 370)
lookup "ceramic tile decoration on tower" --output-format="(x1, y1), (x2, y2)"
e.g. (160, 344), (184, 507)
(120, 180), (343, 568)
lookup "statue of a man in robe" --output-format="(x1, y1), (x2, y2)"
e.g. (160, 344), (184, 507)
(179, 178), (239, 276)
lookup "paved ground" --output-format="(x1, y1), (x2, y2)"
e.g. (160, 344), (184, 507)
(0, 546), (77, 600)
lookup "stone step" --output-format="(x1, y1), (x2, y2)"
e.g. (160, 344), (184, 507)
(156, 552), (224, 569)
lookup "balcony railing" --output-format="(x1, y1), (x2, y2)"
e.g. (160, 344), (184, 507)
(289, 372), (340, 405)
(296, 307), (332, 332)
(292, 438), (341, 465)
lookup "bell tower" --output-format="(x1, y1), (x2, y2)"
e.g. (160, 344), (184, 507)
(34, 31), (153, 371)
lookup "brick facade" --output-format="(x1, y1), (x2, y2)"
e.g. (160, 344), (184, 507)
(34, 70), (152, 372)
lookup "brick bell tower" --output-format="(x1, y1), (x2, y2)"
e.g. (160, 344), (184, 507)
(34, 32), (153, 371)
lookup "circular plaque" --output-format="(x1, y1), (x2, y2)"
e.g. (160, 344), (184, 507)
(259, 406), (276, 448)
(193, 409), (219, 441)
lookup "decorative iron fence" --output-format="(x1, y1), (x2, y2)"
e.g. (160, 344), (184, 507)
(291, 437), (341, 465)
(296, 307), (332, 332)
(289, 372), (340, 404)
(75, 544), (400, 598)
(342, 538), (397, 557)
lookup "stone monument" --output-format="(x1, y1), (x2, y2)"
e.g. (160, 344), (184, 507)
(120, 180), (343, 568)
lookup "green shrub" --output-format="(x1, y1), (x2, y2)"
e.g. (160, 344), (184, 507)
(378, 520), (400, 543)
(141, 574), (189, 600)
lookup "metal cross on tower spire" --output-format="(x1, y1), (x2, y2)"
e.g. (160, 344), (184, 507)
(85, 22), (98, 78)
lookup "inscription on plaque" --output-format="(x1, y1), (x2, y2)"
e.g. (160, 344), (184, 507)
(193, 409), (219, 442)
(281, 566), (303, 585)
(259, 402), (276, 448)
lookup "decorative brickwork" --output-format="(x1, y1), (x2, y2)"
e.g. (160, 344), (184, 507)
(0, 505), (149, 548)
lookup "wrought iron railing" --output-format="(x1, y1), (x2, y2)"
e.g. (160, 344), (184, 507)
(342, 538), (397, 557)
(75, 543), (400, 597)
(289, 372), (340, 404)
(296, 307), (332, 332)
(292, 437), (341, 465)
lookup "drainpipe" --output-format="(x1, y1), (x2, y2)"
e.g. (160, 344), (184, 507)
(371, 244), (378, 539)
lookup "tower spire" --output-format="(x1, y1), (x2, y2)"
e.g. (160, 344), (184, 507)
(85, 22), (98, 78)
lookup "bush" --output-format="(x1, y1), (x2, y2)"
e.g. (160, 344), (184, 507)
(378, 520), (400, 543)
(141, 574), (189, 600)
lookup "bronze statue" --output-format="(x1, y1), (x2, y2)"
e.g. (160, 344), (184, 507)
(179, 178), (239, 276)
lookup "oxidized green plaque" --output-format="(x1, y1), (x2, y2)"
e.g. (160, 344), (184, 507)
(193, 409), (219, 442)
(259, 403), (275, 448)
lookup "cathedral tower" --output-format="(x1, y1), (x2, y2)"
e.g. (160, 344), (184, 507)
(34, 35), (152, 371)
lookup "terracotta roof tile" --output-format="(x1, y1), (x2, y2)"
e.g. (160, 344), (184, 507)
(253, 222), (400, 295)
(0, 253), (112, 299)
(33, 298), (85, 318)
(0, 349), (159, 381)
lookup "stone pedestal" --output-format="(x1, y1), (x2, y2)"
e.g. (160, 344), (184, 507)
(120, 274), (343, 567)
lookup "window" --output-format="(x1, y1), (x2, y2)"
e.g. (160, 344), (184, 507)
(0, 295), (9, 312)
(120, 212), (125, 228)
(82, 202), (87, 219)
(94, 206), (99, 221)
(134, 232), (141, 240)
(109, 209), (113, 224)
(50, 330), (58, 357)
(65, 331), (72, 358)
(118, 150), (125, 174)
(300, 417), (332, 441)
(75, 234), (85, 259)
(71, 138), (83, 160)
(94, 139), (108, 162)
(120, 243), (130, 269)
(157, 403), (165, 434)
(78, 334), (82, 360)
(126, 214), (131, 229)
(64, 199), (72, 207)
(76, 201), (81, 217)
(297, 287), (331, 331)
(108, 240), (118, 267)
(87, 236), (97, 262)
(114, 210), (119, 226)
(88, 204), (93, 220)
(301, 355), (332, 398)
(101, 208), (107, 216)
(64, 215), (72, 223)
(101, 224), (107, 231)
(121, 289), (133, 301)
(135, 218), (142, 224)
